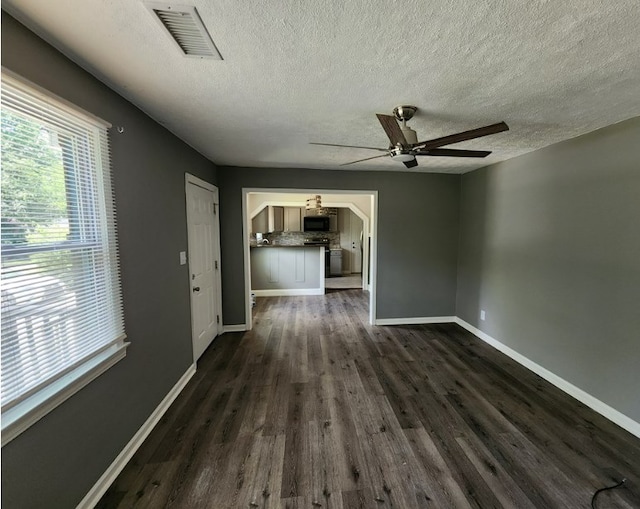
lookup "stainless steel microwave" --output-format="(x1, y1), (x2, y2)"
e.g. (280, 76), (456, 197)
(303, 215), (330, 232)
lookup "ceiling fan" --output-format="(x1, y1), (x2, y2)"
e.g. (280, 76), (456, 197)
(311, 106), (509, 168)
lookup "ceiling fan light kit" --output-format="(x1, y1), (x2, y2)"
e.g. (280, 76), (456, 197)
(312, 105), (509, 169)
(390, 148), (415, 162)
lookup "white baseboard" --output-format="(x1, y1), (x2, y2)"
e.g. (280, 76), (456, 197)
(252, 288), (324, 297)
(222, 324), (247, 333)
(375, 316), (456, 326)
(454, 318), (640, 439)
(76, 364), (197, 509)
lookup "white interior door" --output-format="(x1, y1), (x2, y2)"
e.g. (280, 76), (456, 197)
(338, 208), (352, 273)
(186, 176), (221, 362)
(350, 212), (363, 273)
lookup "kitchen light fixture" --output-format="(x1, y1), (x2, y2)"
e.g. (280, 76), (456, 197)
(306, 194), (322, 210)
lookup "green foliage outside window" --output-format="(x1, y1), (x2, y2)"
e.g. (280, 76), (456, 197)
(1, 110), (69, 247)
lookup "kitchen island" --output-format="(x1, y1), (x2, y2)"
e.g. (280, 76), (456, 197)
(250, 245), (325, 296)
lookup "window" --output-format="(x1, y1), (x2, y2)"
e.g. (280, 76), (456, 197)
(1, 71), (127, 444)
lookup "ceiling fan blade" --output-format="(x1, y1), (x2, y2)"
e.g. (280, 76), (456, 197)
(310, 142), (387, 152)
(340, 153), (389, 166)
(416, 148), (492, 158)
(376, 114), (408, 147)
(415, 121), (509, 150)
(403, 158), (419, 169)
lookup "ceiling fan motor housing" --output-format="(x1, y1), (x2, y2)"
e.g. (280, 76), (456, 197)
(400, 126), (418, 145)
(392, 105), (418, 146)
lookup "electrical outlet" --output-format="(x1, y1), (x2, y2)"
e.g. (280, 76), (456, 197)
(480, 310), (486, 321)
(179, 251), (187, 265)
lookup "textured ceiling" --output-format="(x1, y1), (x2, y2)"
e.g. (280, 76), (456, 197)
(5, 0), (640, 173)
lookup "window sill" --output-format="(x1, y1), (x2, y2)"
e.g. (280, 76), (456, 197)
(1, 341), (129, 447)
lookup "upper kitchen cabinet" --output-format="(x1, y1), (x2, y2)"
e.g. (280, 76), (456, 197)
(273, 206), (284, 231)
(253, 205), (304, 233)
(284, 206), (303, 232)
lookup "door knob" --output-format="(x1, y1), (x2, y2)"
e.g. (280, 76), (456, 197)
(193, 287), (200, 292)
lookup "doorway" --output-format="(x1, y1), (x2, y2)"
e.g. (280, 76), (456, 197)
(242, 189), (377, 327)
(185, 174), (222, 362)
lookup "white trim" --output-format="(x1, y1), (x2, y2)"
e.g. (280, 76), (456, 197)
(243, 190), (253, 330)
(368, 193), (377, 313)
(76, 364), (197, 509)
(319, 247), (326, 290)
(454, 318), (640, 439)
(375, 316), (456, 326)
(222, 324), (248, 333)
(252, 288), (324, 297)
(2, 342), (129, 447)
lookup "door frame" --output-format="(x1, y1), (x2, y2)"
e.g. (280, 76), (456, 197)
(242, 188), (378, 328)
(185, 173), (223, 362)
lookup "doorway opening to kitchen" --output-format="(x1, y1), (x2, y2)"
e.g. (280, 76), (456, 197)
(325, 207), (364, 291)
(242, 189), (377, 327)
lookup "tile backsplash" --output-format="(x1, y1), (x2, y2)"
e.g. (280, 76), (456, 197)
(251, 231), (340, 248)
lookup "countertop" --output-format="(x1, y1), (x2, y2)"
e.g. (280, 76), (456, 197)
(250, 243), (340, 249)
(251, 243), (324, 248)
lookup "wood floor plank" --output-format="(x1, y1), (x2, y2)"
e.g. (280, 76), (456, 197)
(307, 420), (345, 509)
(455, 435), (538, 509)
(236, 434), (286, 509)
(262, 360), (291, 437)
(98, 290), (640, 508)
(403, 427), (473, 508)
(325, 377), (371, 492)
(280, 383), (310, 499)
(407, 387), (506, 508)
(238, 384), (270, 437)
(340, 488), (371, 509)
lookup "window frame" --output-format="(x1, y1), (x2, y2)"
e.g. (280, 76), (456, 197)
(1, 69), (128, 446)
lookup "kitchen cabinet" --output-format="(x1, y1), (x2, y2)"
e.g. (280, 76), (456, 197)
(284, 206), (303, 231)
(273, 206), (284, 231)
(270, 206), (303, 232)
(250, 245), (324, 295)
(329, 249), (342, 276)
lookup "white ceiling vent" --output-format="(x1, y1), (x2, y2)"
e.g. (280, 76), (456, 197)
(144, 2), (222, 59)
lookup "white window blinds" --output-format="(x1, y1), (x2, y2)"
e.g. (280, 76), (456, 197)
(1, 71), (127, 441)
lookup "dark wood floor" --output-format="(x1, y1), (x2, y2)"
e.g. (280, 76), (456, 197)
(98, 290), (640, 508)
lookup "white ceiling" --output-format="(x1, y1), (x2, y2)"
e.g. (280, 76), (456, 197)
(5, 0), (640, 174)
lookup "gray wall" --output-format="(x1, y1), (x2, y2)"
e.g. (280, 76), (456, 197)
(218, 167), (461, 324)
(2, 14), (218, 508)
(456, 117), (640, 423)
